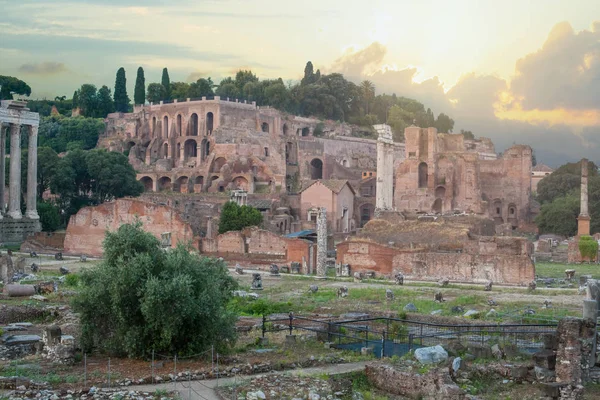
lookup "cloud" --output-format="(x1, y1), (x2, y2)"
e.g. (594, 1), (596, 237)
(329, 42), (387, 77)
(18, 62), (69, 75)
(509, 21), (600, 111)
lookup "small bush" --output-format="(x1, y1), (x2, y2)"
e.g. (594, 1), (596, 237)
(65, 273), (80, 287)
(579, 235), (598, 260)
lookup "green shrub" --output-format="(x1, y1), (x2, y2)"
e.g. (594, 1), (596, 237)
(65, 273), (80, 287)
(579, 235), (598, 260)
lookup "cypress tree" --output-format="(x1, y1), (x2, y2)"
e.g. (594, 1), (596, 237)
(134, 67), (145, 105)
(161, 68), (171, 100)
(72, 90), (79, 108)
(113, 67), (130, 113)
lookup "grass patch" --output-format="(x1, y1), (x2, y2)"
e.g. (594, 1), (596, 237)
(536, 262), (600, 279)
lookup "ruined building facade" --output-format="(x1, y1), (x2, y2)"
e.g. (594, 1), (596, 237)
(393, 126), (533, 228)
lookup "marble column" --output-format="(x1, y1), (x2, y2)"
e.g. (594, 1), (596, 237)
(0, 123), (6, 217)
(316, 207), (328, 278)
(8, 123), (22, 219)
(25, 125), (39, 219)
(578, 158), (590, 236)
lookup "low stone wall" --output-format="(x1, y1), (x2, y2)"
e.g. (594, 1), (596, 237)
(20, 231), (66, 252)
(0, 305), (51, 324)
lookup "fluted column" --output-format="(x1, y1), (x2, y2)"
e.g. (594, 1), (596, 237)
(8, 123), (22, 219)
(0, 123), (6, 218)
(25, 125), (39, 219)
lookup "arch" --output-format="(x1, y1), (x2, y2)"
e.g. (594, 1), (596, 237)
(140, 176), (153, 192)
(211, 157), (227, 173)
(261, 122), (269, 133)
(177, 114), (183, 136)
(418, 162), (428, 188)
(190, 113), (199, 136)
(342, 159), (348, 167)
(232, 176), (249, 191)
(200, 139), (210, 161)
(310, 158), (323, 179)
(435, 186), (446, 198)
(492, 199), (503, 221)
(206, 112), (214, 135)
(125, 141), (136, 153)
(195, 176), (204, 185)
(360, 203), (375, 227)
(184, 139), (198, 159)
(282, 123), (288, 135)
(175, 176), (189, 193)
(162, 143), (169, 159)
(158, 176), (172, 192)
(301, 127), (310, 137)
(163, 116), (169, 138)
(432, 198), (442, 213)
(508, 203), (517, 217)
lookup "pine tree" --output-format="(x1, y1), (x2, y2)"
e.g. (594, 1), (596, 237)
(161, 68), (171, 101)
(134, 67), (145, 105)
(301, 62), (315, 86)
(113, 67), (130, 113)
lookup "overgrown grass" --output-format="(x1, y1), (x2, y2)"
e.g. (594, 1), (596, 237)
(536, 261), (600, 279)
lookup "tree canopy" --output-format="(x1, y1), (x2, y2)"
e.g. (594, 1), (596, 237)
(0, 76), (31, 100)
(38, 114), (105, 153)
(218, 201), (263, 234)
(73, 221), (238, 357)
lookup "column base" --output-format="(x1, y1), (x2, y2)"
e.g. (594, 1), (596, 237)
(25, 210), (39, 220)
(7, 210), (22, 219)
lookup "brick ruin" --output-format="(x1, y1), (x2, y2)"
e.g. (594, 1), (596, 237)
(336, 215), (535, 284)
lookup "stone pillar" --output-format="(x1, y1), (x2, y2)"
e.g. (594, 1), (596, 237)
(578, 158), (590, 236)
(25, 125), (39, 219)
(0, 123), (6, 217)
(8, 123), (22, 219)
(374, 124), (394, 211)
(316, 207), (327, 278)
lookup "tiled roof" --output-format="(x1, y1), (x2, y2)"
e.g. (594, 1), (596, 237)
(248, 199), (273, 210)
(532, 163), (553, 172)
(300, 179), (355, 194)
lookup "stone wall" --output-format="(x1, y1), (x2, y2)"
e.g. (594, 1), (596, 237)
(336, 236), (535, 284)
(20, 232), (66, 252)
(63, 198), (196, 257)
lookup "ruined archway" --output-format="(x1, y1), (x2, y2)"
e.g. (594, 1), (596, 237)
(175, 176), (189, 193)
(301, 127), (310, 137)
(310, 158), (323, 179)
(206, 112), (214, 135)
(232, 176), (249, 191)
(211, 157), (227, 173)
(163, 116), (169, 138)
(193, 176), (204, 192)
(360, 203), (375, 227)
(200, 139), (210, 162)
(177, 114), (182, 136)
(435, 186), (446, 198)
(140, 176), (153, 192)
(492, 199), (503, 222)
(190, 113), (199, 136)
(261, 122), (269, 133)
(125, 141), (136, 153)
(282, 123), (288, 135)
(432, 198), (442, 214)
(162, 143), (169, 159)
(184, 139), (198, 159)
(418, 162), (428, 188)
(158, 176), (172, 192)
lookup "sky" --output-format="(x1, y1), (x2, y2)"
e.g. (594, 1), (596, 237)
(1, 0), (600, 166)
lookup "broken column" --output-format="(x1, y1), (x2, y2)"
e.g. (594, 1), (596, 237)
(577, 158), (590, 236)
(316, 207), (327, 278)
(374, 124), (394, 212)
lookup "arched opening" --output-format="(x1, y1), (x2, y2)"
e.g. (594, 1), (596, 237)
(140, 176), (153, 192)
(184, 139), (198, 160)
(190, 113), (199, 136)
(125, 141), (135, 153)
(152, 117), (157, 137)
(193, 176), (204, 192)
(158, 176), (172, 192)
(200, 139), (210, 162)
(162, 143), (169, 159)
(232, 176), (249, 190)
(342, 159), (348, 167)
(163, 116), (169, 138)
(282, 123), (288, 135)
(418, 162), (428, 188)
(435, 186), (446, 198)
(360, 204), (375, 227)
(211, 157), (227, 173)
(432, 198), (442, 213)
(264, 147), (269, 157)
(177, 114), (182, 136)
(310, 158), (323, 179)
(261, 122), (269, 133)
(206, 112), (214, 135)
(175, 176), (189, 193)
(301, 127), (310, 137)
(509, 206), (516, 216)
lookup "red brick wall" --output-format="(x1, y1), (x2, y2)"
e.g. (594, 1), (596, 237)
(21, 232), (66, 251)
(216, 231), (245, 254)
(337, 239), (535, 285)
(63, 198), (196, 257)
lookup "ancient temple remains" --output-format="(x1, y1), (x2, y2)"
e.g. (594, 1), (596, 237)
(0, 100), (41, 243)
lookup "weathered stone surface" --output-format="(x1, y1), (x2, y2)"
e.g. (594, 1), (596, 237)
(414, 345), (449, 364)
(251, 273), (263, 290)
(365, 363), (464, 399)
(403, 303), (417, 312)
(555, 317), (596, 386)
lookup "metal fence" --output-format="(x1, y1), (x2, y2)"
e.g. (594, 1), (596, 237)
(261, 313), (557, 358)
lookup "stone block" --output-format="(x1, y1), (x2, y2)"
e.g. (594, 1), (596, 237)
(467, 343), (492, 359)
(543, 333), (559, 351)
(533, 349), (557, 370)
